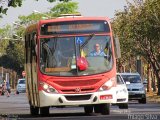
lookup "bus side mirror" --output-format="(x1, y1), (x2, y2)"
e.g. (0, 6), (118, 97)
(113, 36), (121, 59)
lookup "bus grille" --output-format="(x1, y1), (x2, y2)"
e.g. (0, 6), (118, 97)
(61, 88), (95, 93)
(65, 95), (91, 101)
(54, 79), (101, 87)
(54, 79), (101, 94)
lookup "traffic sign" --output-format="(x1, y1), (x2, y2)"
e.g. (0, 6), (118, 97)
(76, 37), (84, 44)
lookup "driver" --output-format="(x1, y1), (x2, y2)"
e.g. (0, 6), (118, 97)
(89, 43), (107, 57)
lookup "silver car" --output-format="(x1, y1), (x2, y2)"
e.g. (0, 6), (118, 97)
(119, 73), (146, 104)
(16, 78), (26, 93)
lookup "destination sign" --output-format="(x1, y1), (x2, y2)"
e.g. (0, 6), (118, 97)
(41, 20), (110, 35)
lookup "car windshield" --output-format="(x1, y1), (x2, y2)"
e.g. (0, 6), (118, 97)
(19, 80), (25, 84)
(121, 75), (141, 83)
(40, 35), (113, 76)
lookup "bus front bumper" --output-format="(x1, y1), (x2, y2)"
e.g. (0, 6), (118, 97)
(39, 89), (117, 107)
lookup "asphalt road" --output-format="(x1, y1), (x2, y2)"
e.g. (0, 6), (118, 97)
(0, 92), (160, 120)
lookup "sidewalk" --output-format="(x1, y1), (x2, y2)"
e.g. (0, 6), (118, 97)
(147, 92), (160, 103)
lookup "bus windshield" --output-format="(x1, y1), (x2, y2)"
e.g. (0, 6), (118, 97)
(40, 35), (113, 76)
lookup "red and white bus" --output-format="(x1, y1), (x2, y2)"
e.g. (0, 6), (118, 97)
(25, 16), (120, 116)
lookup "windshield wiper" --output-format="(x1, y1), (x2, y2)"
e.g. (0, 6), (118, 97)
(80, 33), (95, 49)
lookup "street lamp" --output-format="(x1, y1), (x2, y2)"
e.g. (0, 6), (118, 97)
(13, 34), (23, 39)
(13, 22), (24, 27)
(13, 22), (21, 26)
(136, 55), (142, 76)
(124, 6), (128, 13)
(1, 37), (24, 41)
(33, 10), (51, 19)
(13, 22), (28, 28)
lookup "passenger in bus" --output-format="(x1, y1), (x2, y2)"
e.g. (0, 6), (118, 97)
(89, 43), (107, 57)
(54, 46), (74, 67)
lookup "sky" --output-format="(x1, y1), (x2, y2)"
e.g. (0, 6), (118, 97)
(0, 0), (127, 27)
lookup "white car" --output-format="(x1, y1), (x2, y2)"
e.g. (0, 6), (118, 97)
(115, 73), (129, 109)
(16, 78), (26, 94)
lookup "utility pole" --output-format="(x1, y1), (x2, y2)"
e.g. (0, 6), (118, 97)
(136, 56), (142, 76)
(2, 67), (3, 80)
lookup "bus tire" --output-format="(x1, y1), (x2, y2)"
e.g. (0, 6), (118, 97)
(40, 107), (50, 116)
(30, 105), (39, 116)
(84, 105), (93, 114)
(94, 104), (101, 113)
(100, 103), (110, 115)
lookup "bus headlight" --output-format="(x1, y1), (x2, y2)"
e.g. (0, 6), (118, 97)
(39, 81), (58, 94)
(43, 84), (48, 90)
(99, 77), (116, 91)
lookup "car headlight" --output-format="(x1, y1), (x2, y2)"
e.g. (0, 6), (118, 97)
(139, 87), (145, 91)
(116, 88), (128, 94)
(99, 77), (116, 91)
(123, 88), (128, 93)
(39, 81), (58, 94)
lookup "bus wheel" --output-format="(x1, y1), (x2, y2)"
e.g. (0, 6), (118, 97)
(100, 103), (110, 115)
(84, 105), (93, 114)
(30, 105), (39, 116)
(40, 107), (50, 116)
(94, 104), (101, 113)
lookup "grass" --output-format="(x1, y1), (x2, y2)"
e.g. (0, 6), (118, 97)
(147, 92), (160, 103)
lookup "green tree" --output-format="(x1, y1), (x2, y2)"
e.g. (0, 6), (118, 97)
(0, 25), (12, 54)
(0, 0), (71, 18)
(0, 1), (79, 76)
(0, 24), (24, 74)
(50, 1), (79, 17)
(112, 0), (160, 95)
(0, 41), (24, 74)
(13, 1), (78, 28)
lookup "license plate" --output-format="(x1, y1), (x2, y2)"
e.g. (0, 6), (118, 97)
(129, 92), (135, 95)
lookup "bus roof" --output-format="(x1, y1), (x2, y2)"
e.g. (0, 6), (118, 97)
(38, 16), (110, 25)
